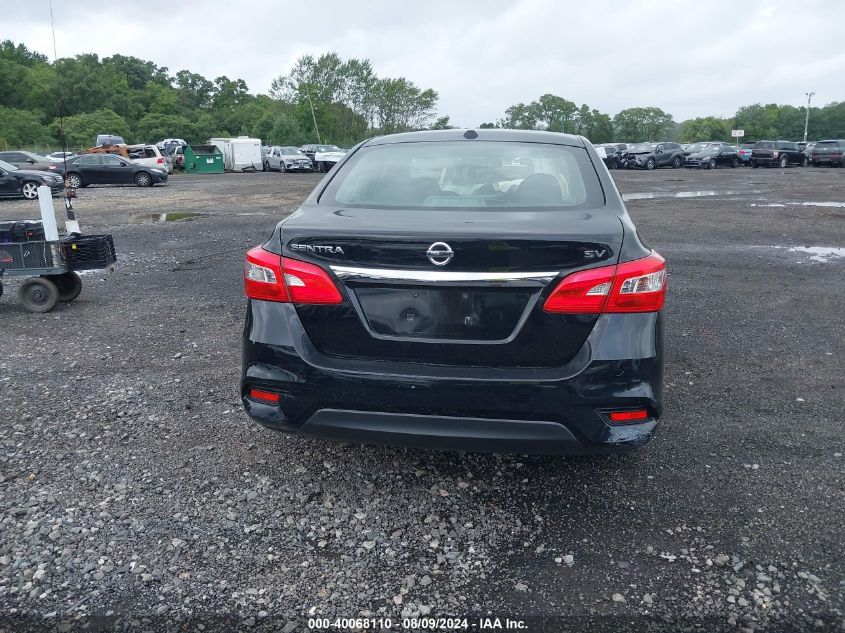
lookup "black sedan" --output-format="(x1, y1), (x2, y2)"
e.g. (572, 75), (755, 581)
(57, 154), (168, 188)
(685, 143), (740, 169)
(240, 129), (666, 455)
(0, 159), (65, 200)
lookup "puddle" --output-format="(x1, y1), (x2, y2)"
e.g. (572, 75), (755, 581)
(751, 202), (845, 209)
(107, 212), (208, 224)
(622, 190), (758, 201)
(753, 245), (845, 263)
(787, 246), (845, 262)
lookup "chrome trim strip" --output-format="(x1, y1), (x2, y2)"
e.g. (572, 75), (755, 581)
(330, 265), (558, 285)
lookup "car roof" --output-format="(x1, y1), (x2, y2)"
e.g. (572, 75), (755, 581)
(362, 129), (587, 148)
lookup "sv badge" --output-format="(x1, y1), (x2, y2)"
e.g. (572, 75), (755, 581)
(584, 249), (608, 259)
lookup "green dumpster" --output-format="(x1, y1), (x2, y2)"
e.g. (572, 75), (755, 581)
(184, 145), (224, 173)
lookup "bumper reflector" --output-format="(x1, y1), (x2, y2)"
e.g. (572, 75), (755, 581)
(608, 409), (649, 423)
(248, 388), (280, 404)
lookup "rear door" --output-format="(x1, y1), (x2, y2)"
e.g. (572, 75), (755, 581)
(280, 139), (624, 368)
(72, 155), (103, 182)
(0, 168), (21, 196)
(98, 154), (134, 183)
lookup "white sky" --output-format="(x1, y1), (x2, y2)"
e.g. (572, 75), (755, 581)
(4, 0), (843, 126)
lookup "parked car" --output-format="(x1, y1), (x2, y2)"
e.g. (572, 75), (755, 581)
(0, 159), (65, 199)
(624, 142), (684, 169)
(685, 143), (740, 169)
(240, 129), (666, 455)
(751, 140), (807, 168)
(803, 141), (817, 164)
(156, 138), (187, 150)
(162, 145), (185, 170)
(595, 143), (627, 169)
(55, 153), (168, 188)
(0, 151), (55, 172)
(810, 139), (845, 167)
(300, 144), (346, 172)
(737, 141), (755, 164)
(45, 151), (79, 162)
(127, 144), (172, 174)
(682, 142), (716, 157)
(263, 146), (313, 172)
(95, 134), (125, 147)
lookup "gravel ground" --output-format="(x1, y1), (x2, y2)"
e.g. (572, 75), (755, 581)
(0, 167), (843, 632)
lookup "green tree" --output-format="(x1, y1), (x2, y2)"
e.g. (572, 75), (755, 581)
(49, 109), (131, 148)
(676, 116), (731, 143)
(613, 107), (674, 142)
(0, 106), (54, 148)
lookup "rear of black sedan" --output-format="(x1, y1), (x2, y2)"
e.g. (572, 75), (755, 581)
(240, 129), (666, 455)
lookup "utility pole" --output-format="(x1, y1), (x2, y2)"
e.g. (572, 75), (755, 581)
(305, 84), (322, 144)
(803, 91), (815, 142)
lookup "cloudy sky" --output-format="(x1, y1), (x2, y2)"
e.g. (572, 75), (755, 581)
(4, 1), (843, 125)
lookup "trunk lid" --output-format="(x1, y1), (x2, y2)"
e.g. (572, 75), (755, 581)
(281, 206), (623, 367)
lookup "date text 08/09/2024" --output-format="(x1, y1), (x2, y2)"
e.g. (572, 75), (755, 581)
(308, 617), (528, 630)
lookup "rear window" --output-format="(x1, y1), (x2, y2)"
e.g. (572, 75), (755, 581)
(816, 140), (841, 148)
(741, 142), (755, 149)
(321, 141), (604, 210)
(755, 141), (775, 149)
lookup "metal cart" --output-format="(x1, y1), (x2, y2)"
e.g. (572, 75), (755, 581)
(0, 234), (116, 313)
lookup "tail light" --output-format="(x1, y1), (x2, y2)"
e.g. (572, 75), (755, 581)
(248, 388), (280, 404)
(244, 247), (342, 304)
(544, 252), (666, 314)
(157, 157), (165, 164)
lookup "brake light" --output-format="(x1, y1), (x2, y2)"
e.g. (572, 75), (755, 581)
(157, 157), (164, 164)
(543, 252), (666, 314)
(244, 247), (342, 304)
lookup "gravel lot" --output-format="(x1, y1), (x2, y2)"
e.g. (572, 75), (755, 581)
(0, 166), (843, 632)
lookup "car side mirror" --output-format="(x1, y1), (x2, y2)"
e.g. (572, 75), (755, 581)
(27, 158), (36, 163)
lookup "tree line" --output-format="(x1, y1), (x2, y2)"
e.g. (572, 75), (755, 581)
(0, 39), (842, 152)
(481, 95), (844, 144)
(0, 41), (442, 151)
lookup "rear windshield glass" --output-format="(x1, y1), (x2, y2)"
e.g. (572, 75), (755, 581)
(816, 140), (841, 147)
(321, 141), (604, 210)
(755, 141), (775, 149)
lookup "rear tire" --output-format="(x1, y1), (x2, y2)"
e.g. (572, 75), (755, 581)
(645, 158), (656, 170)
(263, 161), (270, 172)
(671, 156), (682, 168)
(47, 272), (83, 302)
(708, 159), (717, 170)
(779, 155), (788, 168)
(731, 158), (739, 168)
(135, 172), (153, 187)
(66, 173), (83, 188)
(19, 277), (59, 313)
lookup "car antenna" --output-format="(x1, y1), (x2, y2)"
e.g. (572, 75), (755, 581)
(49, 0), (79, 232)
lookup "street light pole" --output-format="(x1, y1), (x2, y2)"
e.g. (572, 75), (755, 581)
(803, 91), (815, 143)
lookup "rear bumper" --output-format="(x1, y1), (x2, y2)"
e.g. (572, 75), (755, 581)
(240, 302), (664, 455)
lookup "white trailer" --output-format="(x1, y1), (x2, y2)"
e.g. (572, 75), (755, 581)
(209, 136), (263, 172)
